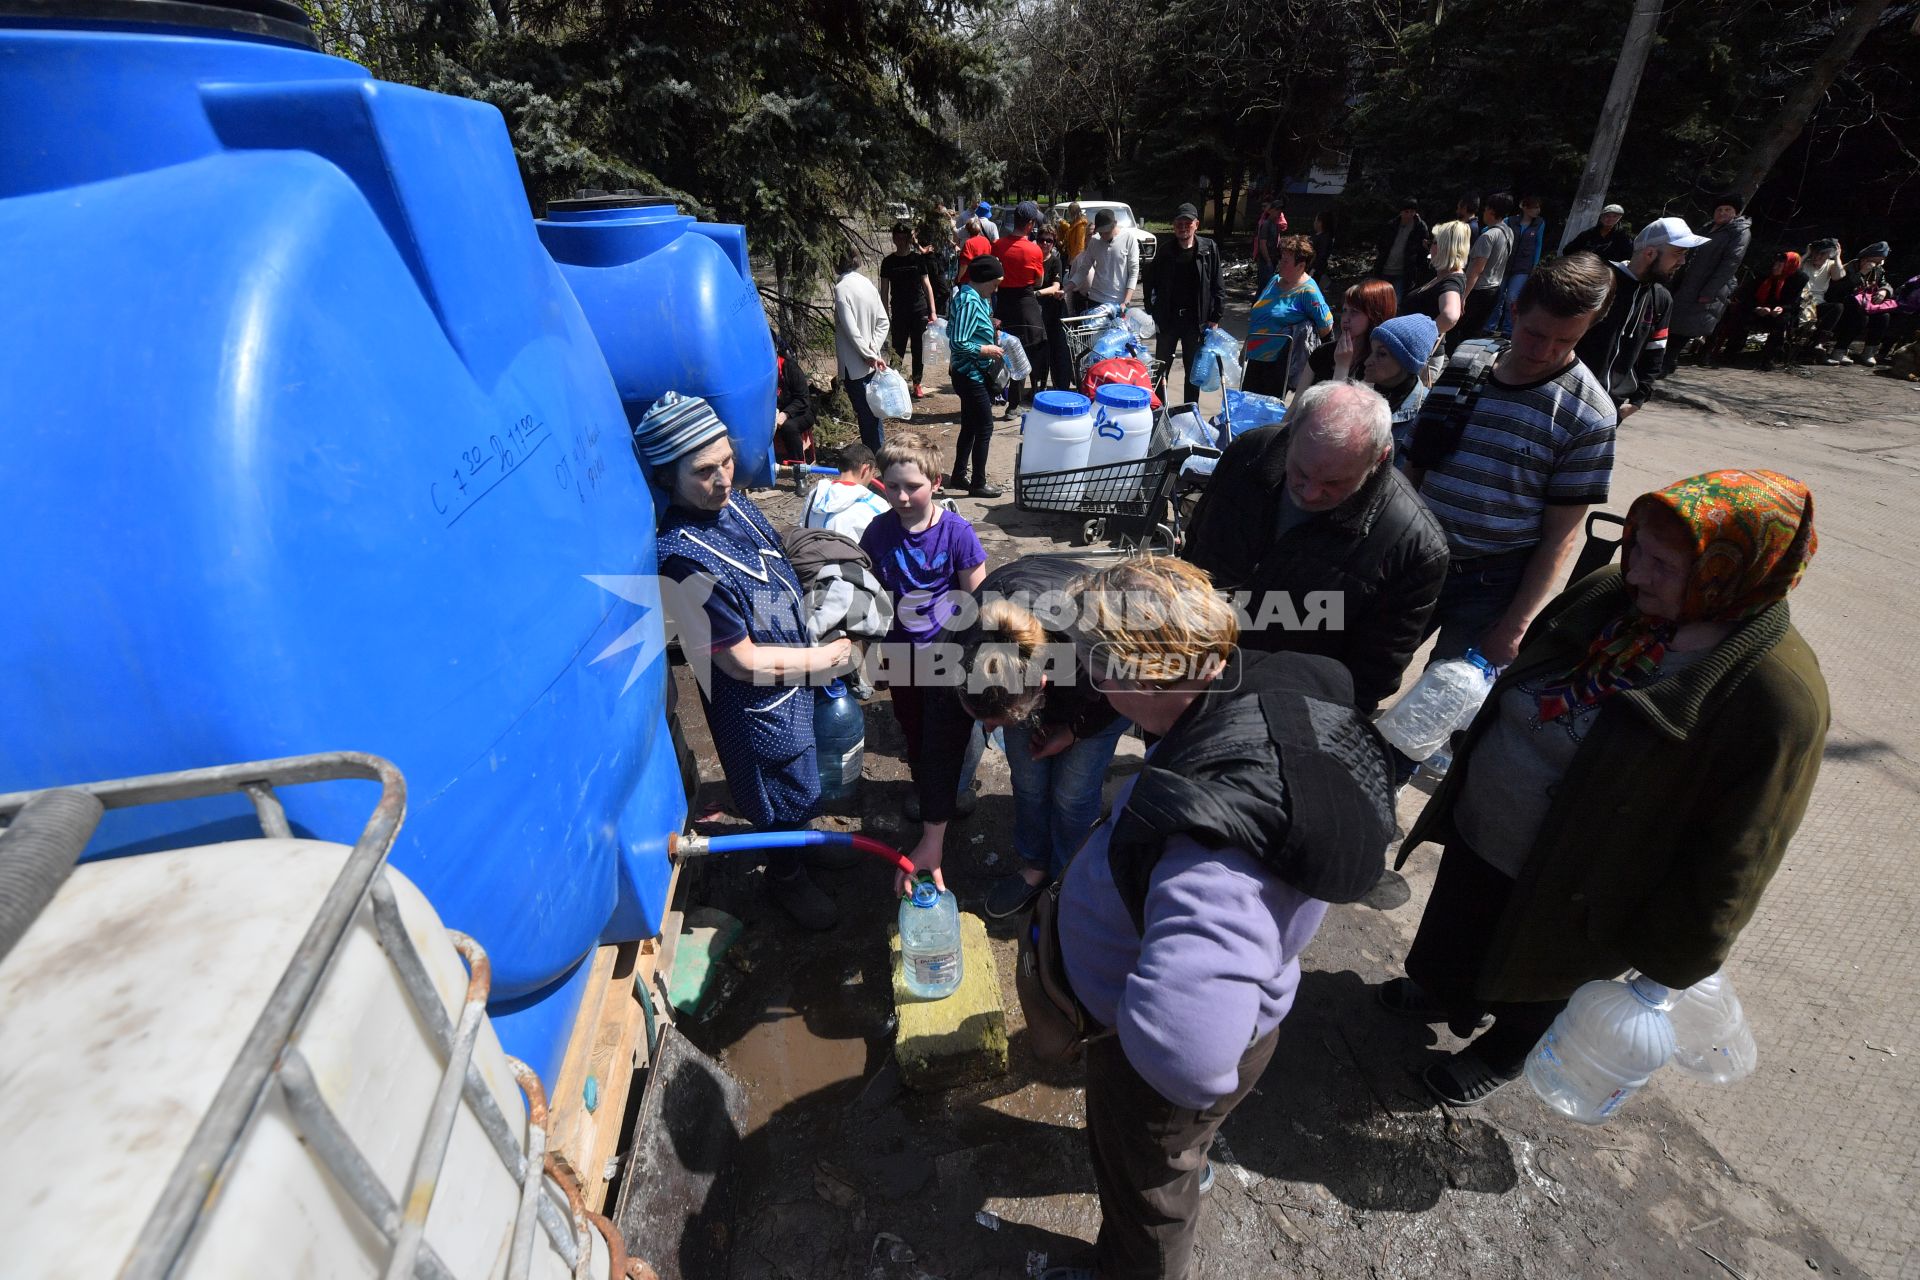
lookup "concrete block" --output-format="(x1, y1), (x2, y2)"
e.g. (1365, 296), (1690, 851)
(889, 911), (1008, 1091)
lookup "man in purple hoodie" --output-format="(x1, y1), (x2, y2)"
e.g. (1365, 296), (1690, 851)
(1042, 557), (1393, 1280)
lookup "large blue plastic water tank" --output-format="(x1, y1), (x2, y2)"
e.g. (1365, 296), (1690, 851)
(0, 5), (685, 1083)
(537, 197), (779, 486)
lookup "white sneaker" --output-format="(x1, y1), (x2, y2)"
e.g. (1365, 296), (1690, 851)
(1863, 356), (1878, 367)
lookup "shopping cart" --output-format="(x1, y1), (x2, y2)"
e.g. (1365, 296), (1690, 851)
(1013, 439), (1220, 551)
(1060, 310), (1162, 389)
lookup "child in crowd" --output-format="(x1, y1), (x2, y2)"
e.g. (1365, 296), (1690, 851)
(801, 443), (890, 539)
(859, 432), (988, 842)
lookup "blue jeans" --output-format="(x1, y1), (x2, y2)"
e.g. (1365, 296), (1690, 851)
(847, 371), (885, 452)
(1427, 548), (1531, 662)
(1495, 272), (1529, 337)
(1003, 717), (1130, 880)
(1392, 549), (1530, 783)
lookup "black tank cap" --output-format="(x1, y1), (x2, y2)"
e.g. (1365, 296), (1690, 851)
(0, 0), (318, 48)
(546, 189), (679, 215)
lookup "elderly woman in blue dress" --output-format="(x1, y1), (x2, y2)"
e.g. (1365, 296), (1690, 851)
(639, 392), (857, 930)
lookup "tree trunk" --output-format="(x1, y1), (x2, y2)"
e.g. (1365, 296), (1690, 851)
(1562, 0), (1663, 250)
(1725, 0), (1895, 200)
(1223, 160), (1245, 244)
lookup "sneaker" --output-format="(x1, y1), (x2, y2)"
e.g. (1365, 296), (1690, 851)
(1198, 1160), (1216, 1195)
(912, 383), (925, 399)
(967, 483), (1004, 499)
(1863, 356), (1878, 367)
(1833, 354), (1855, 365)
(984, 874), (1044, 919)
(767, 866), (837, 931)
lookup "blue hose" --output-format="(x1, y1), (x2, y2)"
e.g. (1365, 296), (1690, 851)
(702, 830), (838, 854)
(677, 829), (915, 876)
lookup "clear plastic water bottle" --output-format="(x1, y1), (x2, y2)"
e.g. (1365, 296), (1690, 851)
(1375, 648), (1497, 762)
(1000, 330), (1032, 380)
(1667, 972), (1758, 1084)
(1526, 973), (1677, 1124)
(924, 316), (948, 357)
(899, 872), (963, 999)
(813, 679), (865, 803)
(1418, 746), (1452, 781)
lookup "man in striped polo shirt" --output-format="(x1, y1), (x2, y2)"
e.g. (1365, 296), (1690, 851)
(1405, 253), (1619, 670)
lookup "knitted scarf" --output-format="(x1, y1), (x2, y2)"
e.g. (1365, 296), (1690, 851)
(1535, 469), (1817, 721)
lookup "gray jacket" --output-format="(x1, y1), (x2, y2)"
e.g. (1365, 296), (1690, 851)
(1669, 215), (1752, 337)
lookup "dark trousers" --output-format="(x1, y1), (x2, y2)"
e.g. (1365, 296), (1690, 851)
(1405, 841), (1568, 1074)
(847, 371), (885, 452)
(1835, 300), (1893, 358)
(1085, 1026), (1279, 1280)
(951, 372), (994, 486)
(1239, 354), (1291, 399)
(1457, 288), (1501, 345)
(1154, 327), (1204, 402)
(890, 318), (927, 386)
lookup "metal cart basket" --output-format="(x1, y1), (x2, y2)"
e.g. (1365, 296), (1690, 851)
(1014, 442), (1219, 551)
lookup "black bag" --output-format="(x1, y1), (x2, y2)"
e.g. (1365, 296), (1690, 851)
(1015, 880), (1108, 1065)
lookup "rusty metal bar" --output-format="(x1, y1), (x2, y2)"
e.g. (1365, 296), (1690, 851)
(369, 876), (580, 1267)
(505, 1059), (551, 1280)
(102, 752), (407, 1280)
(239, 781), (293, 839)
(382, 933), (491, 1280)
(276, 1049), (458, 1280)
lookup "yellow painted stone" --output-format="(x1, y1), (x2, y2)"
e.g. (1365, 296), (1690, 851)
(889, 910), (1008, 1091)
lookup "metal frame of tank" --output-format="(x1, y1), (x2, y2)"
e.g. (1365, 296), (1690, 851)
(0, 753), (629, 1279)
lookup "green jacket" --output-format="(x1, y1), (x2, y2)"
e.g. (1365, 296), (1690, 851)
(1397, 567), (1829, 1003)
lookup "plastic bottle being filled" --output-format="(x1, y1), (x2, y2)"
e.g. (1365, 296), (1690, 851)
(898, 871), (963, 999)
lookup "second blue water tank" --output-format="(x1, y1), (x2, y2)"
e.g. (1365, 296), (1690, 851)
(538, 196), (779, 485)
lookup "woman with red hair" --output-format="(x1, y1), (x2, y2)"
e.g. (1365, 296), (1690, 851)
(1301, 277), (1397, 390)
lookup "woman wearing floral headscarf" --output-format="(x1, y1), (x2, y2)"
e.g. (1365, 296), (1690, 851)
(1379, 470), (1830, 1106)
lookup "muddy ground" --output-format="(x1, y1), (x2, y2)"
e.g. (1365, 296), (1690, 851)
(656, 287), (1866, 1279)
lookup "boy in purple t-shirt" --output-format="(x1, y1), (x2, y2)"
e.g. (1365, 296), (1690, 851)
(860, 432), (987, 836)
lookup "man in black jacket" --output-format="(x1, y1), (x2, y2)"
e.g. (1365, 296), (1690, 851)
(1182, 381), (1450, 712)
(1142, 202), (1224, 399)
(1373, 199), (1432, 301)
(1573, 216), (1704, 417)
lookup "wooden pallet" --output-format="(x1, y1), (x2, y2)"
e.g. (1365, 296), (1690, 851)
(547, 869), (680, 1212)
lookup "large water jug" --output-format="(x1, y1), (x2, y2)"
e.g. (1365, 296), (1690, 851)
(1526, 974), (1677, 1124)
(537, 194), (778, 486)
(1001, 330), (1033, 380)
(866, 367), (913, 420)
(924, 317), (948, 357)
(1192, 327), (1244, 393)
(899, 873), (963, 999)
(1667, 972), (1759, 1084)
(1124, 306), (1158, 340)
(1018, 390), (1097, 502)
(1376, 649), (1497, 761)
(0, 4), (686, 1083)
(1089, 384), (1156, 468)
(814, 680), (866, 803)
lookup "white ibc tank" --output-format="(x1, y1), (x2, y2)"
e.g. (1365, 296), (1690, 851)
(0, 839), (613, 1279)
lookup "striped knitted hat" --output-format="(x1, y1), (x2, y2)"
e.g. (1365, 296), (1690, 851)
(634, 391), (728, 468)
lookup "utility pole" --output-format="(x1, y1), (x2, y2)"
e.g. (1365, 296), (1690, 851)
(1561, 0), (1664, 250)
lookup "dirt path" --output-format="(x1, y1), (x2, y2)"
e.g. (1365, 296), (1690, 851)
(662, 290), (1903, 1279)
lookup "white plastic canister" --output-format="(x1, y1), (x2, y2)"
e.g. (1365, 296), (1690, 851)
(1019, 390), (1096, 502)
(1088, 383), (1154, 468)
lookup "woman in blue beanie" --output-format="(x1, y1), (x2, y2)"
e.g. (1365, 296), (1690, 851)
(1362, 312), (1439, 463)
(642, 391), (858, 930)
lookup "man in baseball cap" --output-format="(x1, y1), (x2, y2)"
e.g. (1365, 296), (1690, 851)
(1565, 203), (1633, 262)
(1142, 202), (1224, 395)
(1575, 215), (1706, 416)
